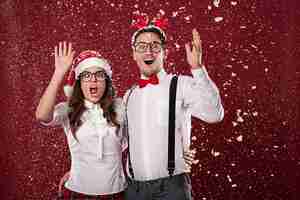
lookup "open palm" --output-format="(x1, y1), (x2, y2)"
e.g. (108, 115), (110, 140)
(54, 41), (75, 75)
(185, 29), (202, 69)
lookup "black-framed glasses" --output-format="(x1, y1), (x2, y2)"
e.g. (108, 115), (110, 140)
(134, 41), (163, 53)
(80, 71), (106, 82)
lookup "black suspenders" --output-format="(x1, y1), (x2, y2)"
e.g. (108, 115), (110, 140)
(168, 75), (178, 176)
(125, 76), (179, 179)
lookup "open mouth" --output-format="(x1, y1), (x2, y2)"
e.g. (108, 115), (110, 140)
(89, 87), (98, 95)
(144, 60), (154, 65)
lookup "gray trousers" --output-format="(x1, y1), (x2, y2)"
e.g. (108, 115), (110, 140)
(124, 173), (193, 200)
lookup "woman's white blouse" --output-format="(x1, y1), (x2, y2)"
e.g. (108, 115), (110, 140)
(41, 98), (127, 195)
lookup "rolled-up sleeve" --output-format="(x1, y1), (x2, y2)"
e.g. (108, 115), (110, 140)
(114, 98), (128, 151)
(40, 102), (70, 126)
(179, 67), (224, 123)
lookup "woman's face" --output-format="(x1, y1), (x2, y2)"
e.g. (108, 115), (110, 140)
(79, 66), (106, 103)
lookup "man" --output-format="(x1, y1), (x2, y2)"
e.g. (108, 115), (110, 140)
(124, 23), (224, 200)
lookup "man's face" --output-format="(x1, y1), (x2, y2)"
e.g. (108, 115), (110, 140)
(133, 32), (165, 77)
(80, 66), (106, 103)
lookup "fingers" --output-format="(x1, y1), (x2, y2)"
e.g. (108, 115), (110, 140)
(70, 49), (76, 59)
(184, 156), (195, 165)
(184, 148), (199, 166)
(68, 42), (75, 58)
(184, 157), (199, 167)
(184, 151), (195, 159)
(67, 42), (72, 56)
(184, 155), (199, 164)
(58, 42), (62, 56)
(186, 29), (202, 54)
(185, 43), (192, 55)
(54, 45), (58, 57)
(184, 157), (199, 172)
(63, 41), (67, 56)
(185, 148), (196, 156)
(56, 41), (73, 56)
(192, 28), (202, 51)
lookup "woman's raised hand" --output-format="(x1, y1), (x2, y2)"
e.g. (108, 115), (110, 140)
(54, 41), (75, 75)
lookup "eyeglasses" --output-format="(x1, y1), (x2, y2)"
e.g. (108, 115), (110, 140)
(134, 41), (163, 53)
(80, 71), (106, 82)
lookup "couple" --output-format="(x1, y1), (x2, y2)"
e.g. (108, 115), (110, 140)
(36, 22), (224, 200)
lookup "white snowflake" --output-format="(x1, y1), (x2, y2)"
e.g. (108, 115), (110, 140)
(214, 16), (224, 22)
(227, 174), (232, 182)
(232, 121), (238, 127)
(211, 148), (221, 157)
(159, 9), (165, 15)
(231, 1), (238, 6)
(213, 0), (221, 7)
(172, 11), (179, 17)
(236, 135), (243, 142)
(237, 116), (244, 122)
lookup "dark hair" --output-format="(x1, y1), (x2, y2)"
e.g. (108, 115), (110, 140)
(68, 74), (119, 140)
(132, 26), (166, 46)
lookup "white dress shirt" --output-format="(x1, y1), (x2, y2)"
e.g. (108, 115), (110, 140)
(42, 99), (127, 195)
(124, 67), (224, 181)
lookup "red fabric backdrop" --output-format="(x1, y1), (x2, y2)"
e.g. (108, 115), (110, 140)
(0, 0), (299, 199)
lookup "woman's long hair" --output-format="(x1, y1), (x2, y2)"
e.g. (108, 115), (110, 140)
(68, 74), (119, 140)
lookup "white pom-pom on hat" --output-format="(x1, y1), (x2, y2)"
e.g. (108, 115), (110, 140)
(64, 68), (75, 98)
(63, 85), (74, 98)
(63, 69), (75, 98)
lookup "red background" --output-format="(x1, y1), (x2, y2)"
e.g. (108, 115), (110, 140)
(0, 0), (299, 199)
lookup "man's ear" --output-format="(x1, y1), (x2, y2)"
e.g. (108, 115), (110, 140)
(132, 48), (137, 61)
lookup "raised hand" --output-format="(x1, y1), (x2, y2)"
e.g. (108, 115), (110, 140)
(54, 41), (75, 75)
(35, 42), (75, 122)
(185, 29), (203, 69)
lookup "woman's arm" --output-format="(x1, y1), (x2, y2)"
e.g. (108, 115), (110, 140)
(35, 42), (75, 122)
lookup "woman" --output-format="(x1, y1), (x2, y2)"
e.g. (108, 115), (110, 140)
(36, 42), (126, 199)
(36, 42), (197, 199)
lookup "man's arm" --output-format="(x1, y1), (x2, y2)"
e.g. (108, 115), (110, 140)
(180, 29), (224, 123)
(181, 67), (224, 123)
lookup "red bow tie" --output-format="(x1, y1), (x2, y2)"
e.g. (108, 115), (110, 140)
(138, 75), (159, 88)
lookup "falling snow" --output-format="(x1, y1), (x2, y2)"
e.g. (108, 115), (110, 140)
(214, 16), (224, 22)
(0, 0), (298, 199)
(213, 0), (221, 8)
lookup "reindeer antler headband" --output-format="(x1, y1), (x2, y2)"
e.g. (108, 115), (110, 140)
(131, 12), (169, 46)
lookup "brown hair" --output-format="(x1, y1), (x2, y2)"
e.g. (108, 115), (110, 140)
(68, 74), (119, 140)
(132, 26), (166, 47)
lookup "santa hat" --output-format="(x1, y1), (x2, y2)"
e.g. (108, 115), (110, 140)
(131, 12), (168, 46)
(63, 50), (112, 98)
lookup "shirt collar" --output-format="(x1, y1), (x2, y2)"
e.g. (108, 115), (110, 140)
(140, 68), (167, 81)
(84, 99), (99, 110)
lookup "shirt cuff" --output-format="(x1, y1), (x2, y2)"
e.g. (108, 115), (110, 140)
(40, 118), (54, 126)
